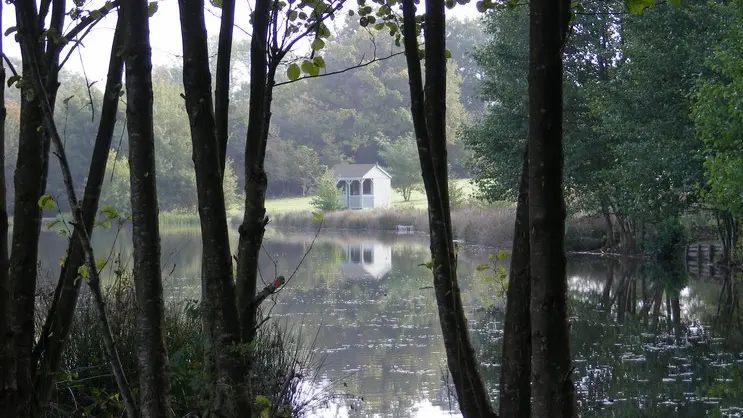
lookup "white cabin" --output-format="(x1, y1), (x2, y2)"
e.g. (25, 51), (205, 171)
(332, 163), (392, 210)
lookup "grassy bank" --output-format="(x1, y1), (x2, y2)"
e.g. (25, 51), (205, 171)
(265, 178), (478, 214)
(266, 206), (607, 250)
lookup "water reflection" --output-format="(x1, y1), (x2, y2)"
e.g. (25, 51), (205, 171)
(35, 227), (743, 417)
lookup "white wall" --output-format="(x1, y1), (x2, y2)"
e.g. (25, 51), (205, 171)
(366, 166), (392, 208)
(373, 177), (392, 208)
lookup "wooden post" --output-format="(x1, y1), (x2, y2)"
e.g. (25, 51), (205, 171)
(698, 244), (702, 276)
(709, 243), (715, 263)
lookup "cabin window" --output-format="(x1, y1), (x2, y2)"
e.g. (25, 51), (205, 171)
(350, 247), (361, 263)
(363, 248), (373, 264)
(350, 180), (361, 196)
(336, 181), (347, 192)
(362, 179), (373, 195)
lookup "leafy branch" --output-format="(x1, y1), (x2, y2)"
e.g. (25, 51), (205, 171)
(275, 50), (405, 87)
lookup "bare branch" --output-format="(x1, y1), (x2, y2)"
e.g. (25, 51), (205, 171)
(58, 20), (98, 71)
(275, 50), (405, 87)
(2, 54), (18, 77)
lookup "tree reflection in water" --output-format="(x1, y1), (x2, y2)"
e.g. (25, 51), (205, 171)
(34, 228), (743, 416)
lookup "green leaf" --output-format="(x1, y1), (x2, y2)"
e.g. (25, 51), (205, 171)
(46, 218), (60, 230)
(312, 212), (324, 221)
(444, 49), (452, 59)
(301, 60), (319, 76)
(311, 38), (325, 51)
(147, 1), (159, 17)
(418, 261), (434, 270)
(496, 249), (510, 260)
(77, 264), (90, 279)
(99, 204), (119, 220)
(476, 263), (489, 271)
(59, 256), (67, 268)
(288, 10), (298, 20)
(313, 56), (326, 69)
(89, 9), (103, 20)
(95, 258), (107, 270)
(287, 63), (301, 81)
(625, 0), (654, 14)
(38, 194), (56, 210)
(7, 75), (21, 88)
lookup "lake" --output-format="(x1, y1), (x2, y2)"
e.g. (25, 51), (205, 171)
(37, 226), (743, 417)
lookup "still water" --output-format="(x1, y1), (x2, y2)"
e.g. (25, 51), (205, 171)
(37, 226), (743, 417)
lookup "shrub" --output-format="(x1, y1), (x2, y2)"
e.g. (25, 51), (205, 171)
(38, 267), (334, 417)
(310, 169), (343, 212)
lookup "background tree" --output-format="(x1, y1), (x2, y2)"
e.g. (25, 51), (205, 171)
(379, 134), (422, 201)
(691, 0), (743, 259)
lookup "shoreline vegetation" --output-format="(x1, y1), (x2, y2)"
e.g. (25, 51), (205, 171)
(259, 207), (608, 251)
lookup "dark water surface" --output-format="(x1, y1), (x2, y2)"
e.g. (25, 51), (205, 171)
(37, 226), (743, 417)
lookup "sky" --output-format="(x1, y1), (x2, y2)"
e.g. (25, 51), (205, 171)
(2, 0), (482, 85)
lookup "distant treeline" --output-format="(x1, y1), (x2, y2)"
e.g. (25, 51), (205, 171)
(3, 16), (487, 214)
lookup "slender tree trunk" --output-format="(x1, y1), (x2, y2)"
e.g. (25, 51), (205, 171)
(499, 149), (530, 418)
(121, 1), (171, 415)
(17, 4), (137, 415)
(215, 0), (235, 177)
(1, 2), (56, 413)
(528, 0), (575, 415)
(401, 0), (496, 416)
(0, 0), (9, 408)
(31, 16), (125, 413)
(237, 0), (272, 344)
(177, 1), (249, 416)
(599, 197), (616, 249)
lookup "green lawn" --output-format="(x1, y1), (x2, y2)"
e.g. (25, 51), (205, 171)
(265, 178), (477, 214)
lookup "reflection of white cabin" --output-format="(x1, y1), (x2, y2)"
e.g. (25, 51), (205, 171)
(338, 242), (392, 279)
(332, 163), (392, 210)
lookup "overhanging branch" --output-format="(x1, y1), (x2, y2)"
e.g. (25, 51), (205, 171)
(274, 50), (405, 87)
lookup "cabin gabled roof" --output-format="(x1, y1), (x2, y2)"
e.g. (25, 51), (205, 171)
(331, 163), (391, 179)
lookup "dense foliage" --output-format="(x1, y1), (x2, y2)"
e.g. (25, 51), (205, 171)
(463, 0), (741, 254)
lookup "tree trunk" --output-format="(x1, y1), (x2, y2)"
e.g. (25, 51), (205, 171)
(0, 0), (9, 408)
(499, 149), (530, 418)
(177, 1), (249, 416)
(31, 16), (125, 413)
(236, 0), (272, 344)
(121, 1), (171, 415)
(527, 0), (575, 415)
(599, 197), (616, 249)
(1, 2), (58, 413)
(215, 0), (235, 177)
(401, 0), (496, 416)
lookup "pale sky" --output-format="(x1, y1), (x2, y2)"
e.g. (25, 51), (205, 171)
(2, 0), (481, 85)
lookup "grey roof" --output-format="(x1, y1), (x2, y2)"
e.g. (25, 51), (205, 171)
(332, 163), (391, 179)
